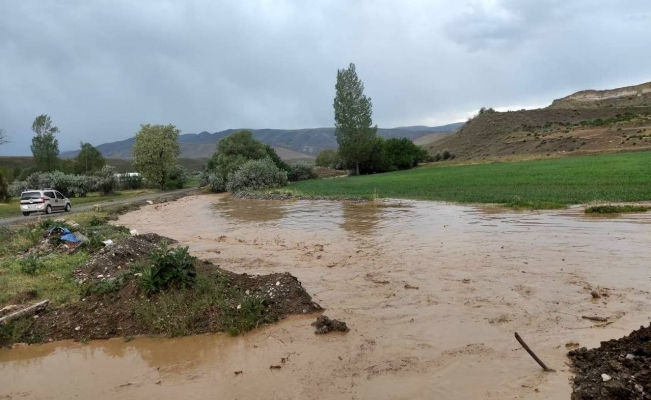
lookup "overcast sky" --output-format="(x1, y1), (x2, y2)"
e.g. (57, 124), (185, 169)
(1, 0), (650, 155)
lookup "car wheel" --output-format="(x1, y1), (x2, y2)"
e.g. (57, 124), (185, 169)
(23, 212), (30, 217)
(45, 205), (52, 215)
(65, 203), (72, 212)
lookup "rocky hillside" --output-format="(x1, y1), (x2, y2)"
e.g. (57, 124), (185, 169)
(62, 123), (464, 160)
(550, 81), (651, 109)
(427, 81), (651, 160)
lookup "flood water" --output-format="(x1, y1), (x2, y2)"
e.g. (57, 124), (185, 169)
(2, 195), (651, 399)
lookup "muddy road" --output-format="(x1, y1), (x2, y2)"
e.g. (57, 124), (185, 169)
(2, 195), (651, 399)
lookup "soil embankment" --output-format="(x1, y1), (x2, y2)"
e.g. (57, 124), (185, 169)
(2, 195), (651, 399)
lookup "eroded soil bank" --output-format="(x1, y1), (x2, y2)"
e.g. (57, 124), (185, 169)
(2, 195), (651, 399)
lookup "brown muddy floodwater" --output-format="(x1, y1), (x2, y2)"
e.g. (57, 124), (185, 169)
(2, 195), (651, 399)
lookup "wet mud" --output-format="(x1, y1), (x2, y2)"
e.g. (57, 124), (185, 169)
(2, 195), (651, 399)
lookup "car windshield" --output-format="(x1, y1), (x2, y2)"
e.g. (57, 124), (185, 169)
(21, 192), (41, 200)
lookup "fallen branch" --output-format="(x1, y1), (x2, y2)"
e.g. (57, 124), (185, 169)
(514, 332), (555, 372)
(0, 300), (49, 325)
(404, 284), (419, 290)
(582, 316), (608, 322)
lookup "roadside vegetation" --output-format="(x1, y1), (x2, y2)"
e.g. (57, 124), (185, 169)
(284, 151), (651, 208)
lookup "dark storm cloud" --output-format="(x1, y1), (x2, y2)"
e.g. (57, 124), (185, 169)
(1, 0), (650, 155)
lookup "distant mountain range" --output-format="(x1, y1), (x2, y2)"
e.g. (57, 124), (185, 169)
(61, 123), (464, 160)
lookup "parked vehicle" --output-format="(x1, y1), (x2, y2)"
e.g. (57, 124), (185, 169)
(20, 189), (72, 216)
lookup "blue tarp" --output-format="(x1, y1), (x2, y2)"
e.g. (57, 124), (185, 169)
(45, 227), (81, 243)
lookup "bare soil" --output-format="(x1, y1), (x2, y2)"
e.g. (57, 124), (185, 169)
(569, 324), (651, 399)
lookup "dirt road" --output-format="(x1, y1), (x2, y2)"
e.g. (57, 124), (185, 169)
(2, 194), (651, 399)
(0, 188), (196, 226)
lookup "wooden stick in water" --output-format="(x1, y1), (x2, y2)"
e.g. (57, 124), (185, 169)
(515, 332), (555, 372)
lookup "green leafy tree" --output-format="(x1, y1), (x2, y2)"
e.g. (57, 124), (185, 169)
(30, 114), (60, 172)
(132, 124), (181, 190)
(208, 130), (267, 178)
(334, 63), (377, 175)
(75, 142), (106, 174)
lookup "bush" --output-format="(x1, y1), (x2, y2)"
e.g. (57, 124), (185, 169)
(94, 166), (117, 195)
(315, 149), (340, 168)
(226, 158), (288, 192)
(264, 145), (291, 172)
(207, 173), (226, 193)
(287, 162), (317, 181)
(118, 173), (143, 190)
(141, 244), (197, 295)
(433, 152), (442, 162)
(165, 165), (188, 190)
(357, 137), (427, 174)
(442, 149), (451, 160)
(20, 255), (42, 275)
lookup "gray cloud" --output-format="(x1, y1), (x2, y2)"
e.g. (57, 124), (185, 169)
(1, 0), (650, 155)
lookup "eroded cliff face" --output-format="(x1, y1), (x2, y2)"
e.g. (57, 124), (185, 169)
(550, 81), (651, 109)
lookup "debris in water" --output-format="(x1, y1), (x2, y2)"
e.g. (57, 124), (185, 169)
(404, 284), (419, 290)
(591, 291), (601, 299)
(312, 315), (349, 334)
(269, 365), (282, 370)
(582, 316), (608, 322)
(234, 371), (243, 375)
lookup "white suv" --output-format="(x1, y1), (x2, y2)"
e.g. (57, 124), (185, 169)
(20, 189), (72, 216)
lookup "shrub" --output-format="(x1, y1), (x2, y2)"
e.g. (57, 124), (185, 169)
(288, 162), (317, 182)
(165, 165), (188, 190)
(118, 173), (143, 190)
(315, 149), (340, 168)
(20, 255), (42, 275)
(226, 158), (288, 192)
(9, 180), (28, 197)
(433, 152), (442, 162)
(442, 149), (451, 160)
(141, 244), (197, 295)
(94, 165), (117, 195)
(207, 173), (226, 193)
(384, 138), (428, 170)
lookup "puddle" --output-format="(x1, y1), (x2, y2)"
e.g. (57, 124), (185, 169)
(3, 194), (651, 399)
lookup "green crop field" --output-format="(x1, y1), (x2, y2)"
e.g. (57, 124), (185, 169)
(286, 151), (651, 208)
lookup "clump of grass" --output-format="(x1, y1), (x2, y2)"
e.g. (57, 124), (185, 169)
(132, 272), (273, 338)
(88, 215), (106, 227)
(505, 199), (566, 210)
(584, 205), (651, 214)
(19, 255), (43, 275)
(79, 274), (126, 297)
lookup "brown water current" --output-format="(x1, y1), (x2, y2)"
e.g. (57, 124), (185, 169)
(2, 194), (651, 399)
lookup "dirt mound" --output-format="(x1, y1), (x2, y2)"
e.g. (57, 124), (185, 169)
(569, 323), (651, 399)
(2, 260), (320, 346)
(226, 269), (322, 319)
(73, 234), (175, 283)
(312, 315), (349, 334)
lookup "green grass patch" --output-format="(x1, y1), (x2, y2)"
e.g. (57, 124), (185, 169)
(286, 151), (651, 209)
(131, 272), (273, 338)
(584, 205), (651, 214)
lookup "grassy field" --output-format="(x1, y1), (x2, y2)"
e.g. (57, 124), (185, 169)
(0, 189), (159, 219)
(286, 151), (651, 208)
